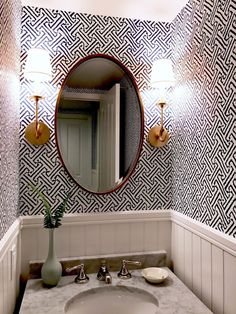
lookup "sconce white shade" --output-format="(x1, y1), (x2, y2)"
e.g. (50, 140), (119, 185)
(150, 58), (175, 88)
(24, 48), (52, 82)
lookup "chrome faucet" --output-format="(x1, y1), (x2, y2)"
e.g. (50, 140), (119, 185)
(97, 260), (112, 284)
(118, 260), (142, 279)
(65, 263), (89, 284)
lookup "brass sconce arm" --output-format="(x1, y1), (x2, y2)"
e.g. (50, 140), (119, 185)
(159, 101), (165, 134)
(33, 95), (43, 139)
(25, 95), (50, 146)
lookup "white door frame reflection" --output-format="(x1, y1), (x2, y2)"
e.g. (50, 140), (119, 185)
(58, 84), (120, 192)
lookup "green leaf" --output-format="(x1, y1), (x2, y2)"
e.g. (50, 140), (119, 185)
(29, 183), (51, 211)
(52, 192), (71, 228)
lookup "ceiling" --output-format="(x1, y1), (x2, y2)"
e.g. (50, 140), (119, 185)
(66, 57), (125, 89)
(21, 0), (189, 22)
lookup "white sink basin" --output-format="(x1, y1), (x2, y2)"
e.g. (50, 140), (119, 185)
(65, 285), (159, 314)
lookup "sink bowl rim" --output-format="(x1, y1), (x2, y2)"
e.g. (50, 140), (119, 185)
(64, 284), (159, 313)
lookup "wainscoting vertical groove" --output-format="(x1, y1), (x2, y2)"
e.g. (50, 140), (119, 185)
(212, 245), (223, 314)
(224, 252), (236, 314)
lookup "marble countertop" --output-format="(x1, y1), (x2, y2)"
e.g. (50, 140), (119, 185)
(20, 268), (212, 314)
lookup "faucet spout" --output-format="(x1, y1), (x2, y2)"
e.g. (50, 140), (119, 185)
(105, 272), (112, 284)
(97, 261), (112, 284)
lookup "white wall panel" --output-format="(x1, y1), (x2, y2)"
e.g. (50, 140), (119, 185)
(144, 221), (158, 251)
(171, 221), (177, 269)
(174, 224), (185, 280)
(37, 228), (48, 260)
(184, 229), (192, 290)
(0, 259), (4, 314)
(85, 224), (100, 256)
(212, 245), (223, 314)
(201, 239), (212, 309)
(56, 226), (70, 258)
(3, 254), (9, 313)
(127, 222), (144, 252)
(130, 222), (144, 253)
(69, 225), (85, 257)
(157, 221), (171, 261)
(114, 223), (130, 253)
(192, 234), (202, 300)
(100, 224), (115, 255)
(21, 227), (37, 275)
(224, 252), (236, 314)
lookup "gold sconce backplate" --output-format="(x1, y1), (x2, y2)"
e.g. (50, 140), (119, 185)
(25, 121), (50, 146)
(148, 125), (169, 148)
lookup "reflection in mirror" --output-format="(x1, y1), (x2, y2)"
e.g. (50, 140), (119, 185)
(55, 55), (144, 194)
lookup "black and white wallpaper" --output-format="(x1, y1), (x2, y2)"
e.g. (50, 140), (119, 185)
(19, 0), (236, 238)
(172, 0), (236, 236)
(19, 7), (173, 215)
(0, 0), (21, 240)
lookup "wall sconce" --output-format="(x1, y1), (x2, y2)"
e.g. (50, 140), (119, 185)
(24, 48), (52, 145)
(148, 59), (175, 148)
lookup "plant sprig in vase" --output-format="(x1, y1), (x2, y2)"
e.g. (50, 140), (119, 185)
(29, 184), (70, 228)
(29, 184), (71, 286)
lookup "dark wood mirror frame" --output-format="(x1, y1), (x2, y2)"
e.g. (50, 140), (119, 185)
(55, 54), (144, 195)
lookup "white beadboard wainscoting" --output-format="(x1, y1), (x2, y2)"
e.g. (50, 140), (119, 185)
(20, 210), (172, 276)
(171, 212), (236, 314)
(1, 210), (236, 314)
(0, 219), (21, 314)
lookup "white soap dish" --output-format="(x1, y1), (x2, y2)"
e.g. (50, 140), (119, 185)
(141, 267), (169, 284)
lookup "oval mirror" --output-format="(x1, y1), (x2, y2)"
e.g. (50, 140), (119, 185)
(55, 54), (144, 194)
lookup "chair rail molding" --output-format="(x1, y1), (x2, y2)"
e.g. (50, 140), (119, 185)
(20, 210), (172, 227)
(171, 211), (236, 257)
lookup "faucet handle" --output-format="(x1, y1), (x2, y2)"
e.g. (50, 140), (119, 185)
(100, 259), (107, 268)
(66, 263), (89, 284)
(118, 260), (142, 279)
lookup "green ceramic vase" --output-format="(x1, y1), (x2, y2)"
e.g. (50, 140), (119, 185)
(41, 229), (62, 286)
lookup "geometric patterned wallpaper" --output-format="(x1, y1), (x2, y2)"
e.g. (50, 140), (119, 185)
(171, 0), (236, 237)
(0, 0), (21, 240)
(19, 6), (173, 216)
